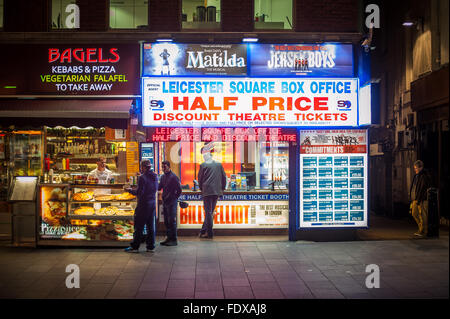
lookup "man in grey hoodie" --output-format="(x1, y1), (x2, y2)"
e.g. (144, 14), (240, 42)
(198, 145), (227, 239)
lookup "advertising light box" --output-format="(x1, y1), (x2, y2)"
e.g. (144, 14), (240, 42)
(177, 193), (289, 229)
(142, 77), (359, 127)
(142, 43), (248, 77)
(299, 129), (368, 228)
(249, 43), (354, 77)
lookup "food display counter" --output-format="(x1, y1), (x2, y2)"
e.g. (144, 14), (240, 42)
(38, 183), (136, 246)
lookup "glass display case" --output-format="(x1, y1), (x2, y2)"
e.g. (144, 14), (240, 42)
(9, 131), (43, 177)
(38, 183), (135, 244)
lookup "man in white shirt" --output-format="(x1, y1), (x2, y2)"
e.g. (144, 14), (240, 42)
(88, 157), (112, 184)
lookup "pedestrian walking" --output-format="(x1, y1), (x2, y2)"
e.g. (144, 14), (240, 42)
(198, 145), (227, 239)
(124, 160), (158, 252)
(158, 161), (182, 246)
(409, 160), (432, 238)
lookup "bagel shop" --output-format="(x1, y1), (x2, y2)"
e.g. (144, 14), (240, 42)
(141, 43), (373, 240)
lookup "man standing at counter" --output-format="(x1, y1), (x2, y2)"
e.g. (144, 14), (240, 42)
(88, 157), (112, 184)
(124, 160), (158, 252)
(198, 145), (227, 239)
(158, 161), (182, 246)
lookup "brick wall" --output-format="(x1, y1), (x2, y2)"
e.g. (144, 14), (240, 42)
(78, 0), (109, 31)
(148, 0), (181, 32)
(221, 0), (254, 32)
(2, 0), (360, 33)
(295, 0), (358, 32)
(4, 0), (50, 32)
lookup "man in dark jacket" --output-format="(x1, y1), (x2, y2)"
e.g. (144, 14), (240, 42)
(124, 160), (158, 253)
(158, 161), (182, 246)
(198, 145), (227, 239)
(409, 160), (432, 237)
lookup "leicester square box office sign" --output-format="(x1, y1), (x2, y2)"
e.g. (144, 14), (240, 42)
(0, 44), (140, 95)
(142, 77), (359, 127)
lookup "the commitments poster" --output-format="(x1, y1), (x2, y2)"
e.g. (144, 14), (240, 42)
(299, 129), (368, 228)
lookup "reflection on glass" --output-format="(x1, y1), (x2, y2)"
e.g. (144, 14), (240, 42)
(110, 0), (148, 29)
(159, 141), (289, 191)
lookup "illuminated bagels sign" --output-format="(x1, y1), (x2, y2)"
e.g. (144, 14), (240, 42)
(142, 77), (359, 127)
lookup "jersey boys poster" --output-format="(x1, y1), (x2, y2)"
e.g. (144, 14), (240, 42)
(142, 77), (359, 127)
(299, 130), (368, 228)
(249, 43), (354, 77)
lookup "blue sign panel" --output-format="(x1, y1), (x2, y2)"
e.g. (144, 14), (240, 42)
(142, 43), (248, 77)
(249, 43), (354, 77)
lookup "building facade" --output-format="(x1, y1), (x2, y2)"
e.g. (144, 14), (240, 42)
(1, 0), (378, 244)
(368, 0), (449, 223)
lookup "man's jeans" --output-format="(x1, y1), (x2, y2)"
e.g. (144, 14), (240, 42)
(201, 195), (219, 237)
(410, 200), (428, 235)
(131, 200), (156, 250)
(163, 200), (178, 241)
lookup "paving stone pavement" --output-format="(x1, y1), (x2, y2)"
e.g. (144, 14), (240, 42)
(0, 236), (448, 299)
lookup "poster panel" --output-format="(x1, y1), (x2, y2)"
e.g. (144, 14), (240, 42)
(178, 193), (289, 229)
(299, 129), (368, 228)
(249, 43), (354, 77)
(142, 43), (248, 76)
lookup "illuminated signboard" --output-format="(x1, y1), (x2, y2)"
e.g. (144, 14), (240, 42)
(142, 43), (248, 77)
(142, 77), (359, 127)
(0, 44), (140, 95)
(249, 43), (354, 77)
(299, 129), (368, 228)
(177, 193), (289, 229)
(147, 127), (296, 142)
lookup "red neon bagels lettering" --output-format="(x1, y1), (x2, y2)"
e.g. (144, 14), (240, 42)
(47, 48), (121, 63)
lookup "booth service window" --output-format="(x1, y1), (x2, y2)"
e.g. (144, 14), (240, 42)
(157, 141), (289, 191)
(51, 0), (76, 29)
(255, 0), (293, 30)
(182, 0), (221, 30)
(110, 0), (148, 29)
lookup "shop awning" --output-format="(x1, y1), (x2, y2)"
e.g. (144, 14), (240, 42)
(0, 99), (132, 129)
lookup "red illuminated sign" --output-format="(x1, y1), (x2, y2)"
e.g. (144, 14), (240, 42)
(147, 127), (297, 142)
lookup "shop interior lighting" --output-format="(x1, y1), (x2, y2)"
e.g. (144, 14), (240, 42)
(243, 37), (259, 42)
(156, 38), (173, 42)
